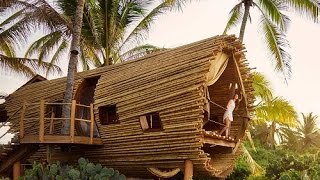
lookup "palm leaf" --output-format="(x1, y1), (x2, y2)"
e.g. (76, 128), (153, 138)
(45, 40), (68, 77)
(285, 0), (319, 21)
(255, 0), (290, 32)
(119, 0), (176, 52)
(119, 44), (164, 62)
(258, 8), (292, 80)
(223, 2), (244, 34)
(252, 72), (273, 102)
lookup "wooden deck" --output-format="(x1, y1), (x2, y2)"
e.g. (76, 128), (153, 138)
(202, 130), (237, 147)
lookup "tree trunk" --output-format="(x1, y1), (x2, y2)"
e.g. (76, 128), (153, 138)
(105, 0), (109, 66)
(61, 0), (85, 134)
(267, 122), (276, 148)
(239, 0), (251, 42)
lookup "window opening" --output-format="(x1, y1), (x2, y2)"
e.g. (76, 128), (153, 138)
(140, 113), (162, 131)
(99, 105), (118, 125)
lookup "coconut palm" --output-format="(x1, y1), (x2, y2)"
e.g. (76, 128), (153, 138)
(278, 125), (301, 151)
(223, 0), (320, 80)
(0, 25), (61, 77)
(252, 72), (298, 147)
(297, 113), (320, 150)
(0, 0), (187, 74)
(60, 0), (86, 134)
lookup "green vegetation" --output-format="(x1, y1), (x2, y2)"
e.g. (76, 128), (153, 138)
(20, 158), (125, 180)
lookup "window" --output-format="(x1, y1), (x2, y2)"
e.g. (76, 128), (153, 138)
(140, 113), (162, 131)
(99, 105), (118, 125)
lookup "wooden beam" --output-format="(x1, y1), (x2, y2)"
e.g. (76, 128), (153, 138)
(90, 103), (94, 144)
(20, 135), (103, 145)
(13, 161), (20, 180)
(70, 100), (76, 143)
(19, 101), (27, 139)
(0, 145), (38, 173)
(39, 100), (45, 142)
(184, 160), (193, 180)
(204, 137), (236, 148)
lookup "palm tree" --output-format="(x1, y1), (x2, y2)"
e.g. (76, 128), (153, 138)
(60, 0), (86, 134)
(297, 113), (320, 150)
(0, 4), (62, 77)
(252, 72), (298, 147)
(223, 0), (320, 79)
(0, 0), (186, 73)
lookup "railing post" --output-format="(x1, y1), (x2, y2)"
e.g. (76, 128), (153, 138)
(70, 100), (76, 143)
(90, 103), (94, 144)
(39, 100), (45, 142)
(19, 101), (27, 139)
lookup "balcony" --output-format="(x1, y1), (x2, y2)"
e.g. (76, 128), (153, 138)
(19, 100), (102, 145)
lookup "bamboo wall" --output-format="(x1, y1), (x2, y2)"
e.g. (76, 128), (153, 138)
(5, 35), (254, 178)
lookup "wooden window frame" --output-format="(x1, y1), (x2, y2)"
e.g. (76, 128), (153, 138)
(140, 112), (163, 132)
(98, 105), (119, 125)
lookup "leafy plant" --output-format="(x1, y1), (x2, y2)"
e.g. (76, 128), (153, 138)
(20, 157), (125, 180)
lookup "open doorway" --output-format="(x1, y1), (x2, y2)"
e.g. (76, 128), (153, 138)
(74, 76), (100, 137)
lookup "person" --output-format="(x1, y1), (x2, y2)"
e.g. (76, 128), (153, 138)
(219, 93), (241, 138)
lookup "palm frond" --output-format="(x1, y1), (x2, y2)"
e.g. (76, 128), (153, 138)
(45, 40), (68, 77)
(120, 44), (164, 62)
(24, 31), (61, 58)
(258, 10), (292, 80)
(285, 0), (319, 21)
(255, 0), (290, 31)
(0, 38), (15, 57)
(241, 144), (265, 176)
(119, 0), (177, 52)
(252, 72), (273, 102)
(223, 2), (244, 34)
(256, 97), (298, 126)
(0, 54), (34, 77)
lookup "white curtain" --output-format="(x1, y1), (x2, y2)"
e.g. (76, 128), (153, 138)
(206, 52), (229, 86)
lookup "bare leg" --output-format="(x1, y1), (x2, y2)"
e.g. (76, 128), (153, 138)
(219, 118), (230, 136)
(225, 120), (231, 138)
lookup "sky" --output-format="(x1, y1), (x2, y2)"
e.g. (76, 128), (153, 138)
(1, 0), (320, 142)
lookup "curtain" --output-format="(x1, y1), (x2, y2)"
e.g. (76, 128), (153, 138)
(206, 52), (229, 86)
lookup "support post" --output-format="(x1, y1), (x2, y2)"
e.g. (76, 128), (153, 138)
(184, 160), (193, 180)
(39, 100), (45, 142)
(90, 103), (94, 144)
(19, 101), (27, 139)
(13, 161), (21, 180)
(49, 110), (55, 134)
(70, 100), (76, 143)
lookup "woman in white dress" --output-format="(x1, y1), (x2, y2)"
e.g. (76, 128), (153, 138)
(219, 94), (239, 138)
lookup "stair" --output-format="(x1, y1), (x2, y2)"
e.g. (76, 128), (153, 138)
(0, 135), (38, 175)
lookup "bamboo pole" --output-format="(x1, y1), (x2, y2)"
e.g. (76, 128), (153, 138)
(19, 101), (26, 139)
(70, 100), (76, 143)
(90, 103), (94, 144)
(39, 100), (45, 142)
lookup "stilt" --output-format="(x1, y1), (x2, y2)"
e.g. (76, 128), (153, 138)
(184, 160), (193, 180)
(13, 161), (21, 180)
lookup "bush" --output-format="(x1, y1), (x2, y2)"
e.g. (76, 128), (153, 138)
(20, 158), (126, 180)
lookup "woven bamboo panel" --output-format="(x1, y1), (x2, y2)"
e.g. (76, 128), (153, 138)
(4, 35), (254, 178)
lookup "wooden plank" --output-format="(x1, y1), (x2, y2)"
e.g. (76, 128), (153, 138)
(19, 135), (103, 145)
(70, 100), (76, 143)
(204, 137), (236, 148)
(90, 103), (94, 144)
(19, 101), (27, 139)
(39, 100), (45, 142)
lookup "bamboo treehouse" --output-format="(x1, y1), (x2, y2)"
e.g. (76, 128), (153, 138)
(0, 35), (254, 179)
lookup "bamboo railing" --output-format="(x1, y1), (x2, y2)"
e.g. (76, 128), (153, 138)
(19, 100), (102, 145)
